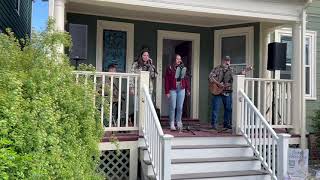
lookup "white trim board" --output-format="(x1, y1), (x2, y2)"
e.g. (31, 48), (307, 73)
(96, 20), (134, 72)
(214, 26), (254, 77)
(156, 30), (200, 119)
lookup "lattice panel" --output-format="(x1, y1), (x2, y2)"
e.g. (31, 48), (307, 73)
(98, 149), (130, 180)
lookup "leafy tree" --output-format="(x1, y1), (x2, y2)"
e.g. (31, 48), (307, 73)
(0, 20), (103, 179)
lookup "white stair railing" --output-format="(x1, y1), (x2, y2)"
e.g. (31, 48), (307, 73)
(244, 78), (293, 128)
(141, 85), (173, 180)
(238, 89), (291, 180)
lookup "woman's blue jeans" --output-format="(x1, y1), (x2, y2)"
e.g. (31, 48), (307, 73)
(169, 85), (185, 126)
(211, 94), (232, 128)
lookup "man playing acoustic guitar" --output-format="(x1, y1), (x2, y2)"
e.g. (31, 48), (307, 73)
(208, 56), (250, 130)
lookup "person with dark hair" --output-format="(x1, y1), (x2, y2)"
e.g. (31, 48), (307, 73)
(130, 48), (156, 95)
(107, 64), (117, 72)
(165, 54), (190, 131)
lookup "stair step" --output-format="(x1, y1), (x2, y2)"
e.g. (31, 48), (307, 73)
(171, 170), (270, 180)
(172, 144), (250, 149)
(172, 159), (261, 174)
(172, 156), (258, 164)
(172, 146), (253, 159)
(172, 136), (246, 146)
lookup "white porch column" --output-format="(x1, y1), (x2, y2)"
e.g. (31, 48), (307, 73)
(300, 10), (307, 149)
(260, 24), (272, 79)
(54, 0), (66, 31)
(291, 22), (302, 136)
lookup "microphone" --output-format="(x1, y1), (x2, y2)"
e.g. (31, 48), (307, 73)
(148, 58), (153, 64)
(147, 58), (158, 74)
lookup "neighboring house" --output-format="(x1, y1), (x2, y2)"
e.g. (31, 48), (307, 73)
(51, 0), (315, 179)
(0, 0), (33, 39)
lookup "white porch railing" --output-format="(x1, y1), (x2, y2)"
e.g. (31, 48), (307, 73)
(141, 85), (173, 180)
(74, 71), (139, 132)
(244, 78), (293, 128)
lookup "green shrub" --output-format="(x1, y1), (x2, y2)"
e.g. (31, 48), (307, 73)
(0, 20), (103, 179)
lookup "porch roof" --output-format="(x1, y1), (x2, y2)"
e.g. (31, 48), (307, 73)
(66, 0), (308, 27)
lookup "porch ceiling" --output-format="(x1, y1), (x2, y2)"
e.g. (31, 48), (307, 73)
(66, 2), (251, 27)
(66, 0), (306, 27)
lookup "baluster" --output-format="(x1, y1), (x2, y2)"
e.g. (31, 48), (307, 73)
(76, 73), (79, 83)
(248, 107), (251, 140)
(263, 126), (267, 164)
(272, 138), (276, 177)
(244, 102), (248, 135)
(126, 77), (130, 127)
(134, 76), (138, 127)
(259, 119), (262, 156)
(117, 77), (122, 127)
(101, 75), (105, 129)
(281, 82), (286, 125)
(251, 80), (255, 104)
(268, 131), (271, 171)
(257, 80), (261, 111)
(255, 116), (259, 150)
(109, 75), (114, 127)
(245, 80), (249, 95)
(263, 81), (267, 118)
(93, 74), (96, 106)
(274, 81), (279, 126)
(251, 111), (254, 145)
(287, 82), (292, 125)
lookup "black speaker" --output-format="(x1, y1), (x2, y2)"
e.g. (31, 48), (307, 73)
(69, 23), (88, 60)
(267, 42), (287, 71)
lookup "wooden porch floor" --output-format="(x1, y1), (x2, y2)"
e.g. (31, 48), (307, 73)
(101, 117), (300, 142)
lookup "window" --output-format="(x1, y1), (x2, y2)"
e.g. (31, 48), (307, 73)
(275, 28), (317, 100)
(15, 0), (21, 15)
(214, 27), (254, 76)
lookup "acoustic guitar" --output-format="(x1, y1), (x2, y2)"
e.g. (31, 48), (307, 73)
(209, 66), (253, 95)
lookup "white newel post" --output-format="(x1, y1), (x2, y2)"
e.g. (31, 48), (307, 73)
(277, 133), (291, 179)
(139, 71), (150, 136)
(232, 75), (245, 135)
(162, 134), (173, 180)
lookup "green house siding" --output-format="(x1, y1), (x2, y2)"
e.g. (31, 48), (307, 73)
(306, 2), (320, 132)
(67, 13), (260, 122)
(0, 0), (32, 39)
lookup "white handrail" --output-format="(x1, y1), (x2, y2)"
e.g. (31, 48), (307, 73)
(238, 89), (290, 180)
(142, 85), (172, 180)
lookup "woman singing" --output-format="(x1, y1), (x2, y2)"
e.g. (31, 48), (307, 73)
(165, 54), (190, 131)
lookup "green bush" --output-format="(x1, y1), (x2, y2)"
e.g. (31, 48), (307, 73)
(0, 20), (103, 179)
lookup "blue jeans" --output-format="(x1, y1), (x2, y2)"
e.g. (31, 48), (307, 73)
(211, 95), (232, 128)
(169, 85), (185, 125)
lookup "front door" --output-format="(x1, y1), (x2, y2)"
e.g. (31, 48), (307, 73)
(156, 30), (200, 119)
(161, 39), (192, 118)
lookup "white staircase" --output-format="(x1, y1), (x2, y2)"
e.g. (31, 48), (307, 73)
(140, 136), (271, 180)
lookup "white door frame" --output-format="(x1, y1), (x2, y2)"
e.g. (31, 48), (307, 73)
(214, 26), (254, 75)
(156, 30), (200, 119)
(96, 20), (134, 72)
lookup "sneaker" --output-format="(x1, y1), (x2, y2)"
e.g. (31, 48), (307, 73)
(177, 122), (183, 132)
(210, 125), (217, 130)
(224, 125), (232, 129)
(170, 123), (176, 131)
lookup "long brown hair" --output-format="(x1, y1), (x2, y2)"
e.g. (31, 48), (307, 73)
(135, 48), (150, 67)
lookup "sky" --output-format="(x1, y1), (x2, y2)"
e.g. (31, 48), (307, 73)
(32, 0), (49, 32)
